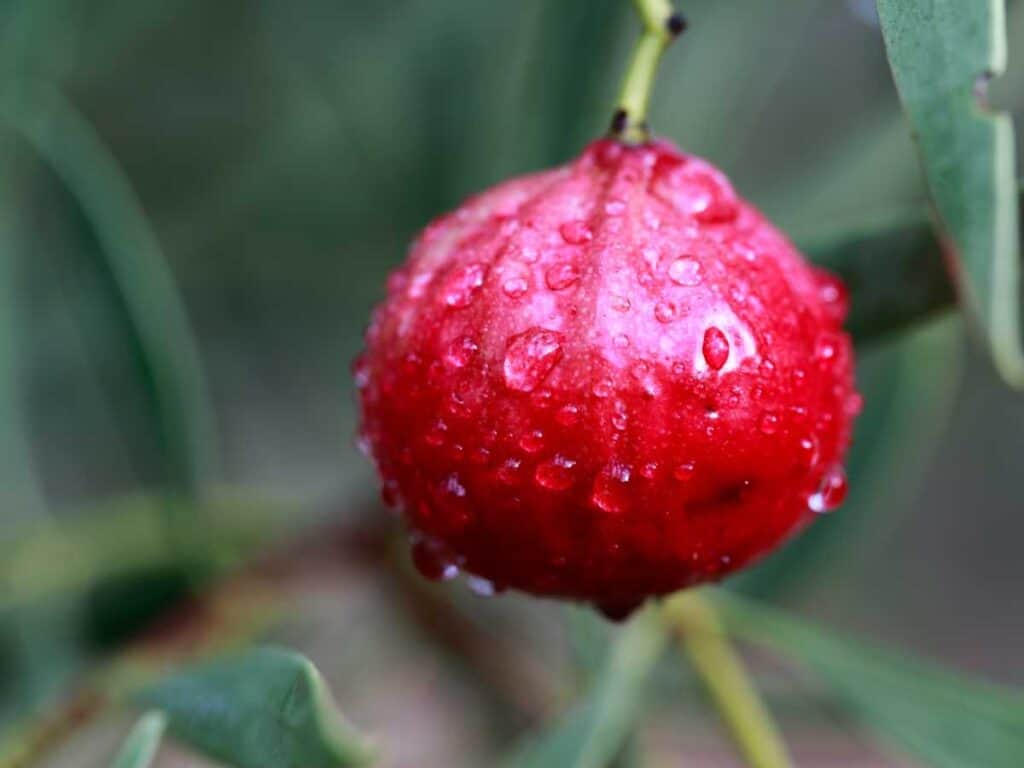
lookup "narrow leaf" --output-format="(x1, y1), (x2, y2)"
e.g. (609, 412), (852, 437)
(1, 81), (217, 495)
(877, 0), (1023, 386)
(504, 606), (667, 768)
(716, 591), (1024, 768)
(803, 212), (954, 344)
(134, 646), (374, 768)
(110, 711), (167, 768)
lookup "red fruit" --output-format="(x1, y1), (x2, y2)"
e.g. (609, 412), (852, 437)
(355, 138), (858, 618)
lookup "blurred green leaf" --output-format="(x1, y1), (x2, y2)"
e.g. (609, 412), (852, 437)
(804, 212), (954, 344)
(1, 492), (292, 612)
(135, 646), (374, 768)
(0, 81), (217, 497)
(504, 607), (666, 768)
(110, 710), (166, 768)
(878, 0), (1023, 387)
(716, 591), (1024, 768)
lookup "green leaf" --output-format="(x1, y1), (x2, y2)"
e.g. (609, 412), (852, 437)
(716, 591), (1024, 768)
(877, 0), (1023, 386)
(803, 211), (954, 344)
(110, 711), (167, 768)
(135, 646), (375, 768)
(504, 606), (667, 768)
(0, 81), (217, 496)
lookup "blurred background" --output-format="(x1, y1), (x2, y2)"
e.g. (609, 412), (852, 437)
(1, 0), (1022, 765)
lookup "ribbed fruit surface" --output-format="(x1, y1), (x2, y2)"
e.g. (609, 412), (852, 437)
(355, 138), (858, 618)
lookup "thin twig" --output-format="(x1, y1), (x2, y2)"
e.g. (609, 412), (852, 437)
(663, 590), (793, 768)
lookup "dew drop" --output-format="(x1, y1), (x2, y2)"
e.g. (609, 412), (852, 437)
(604, 199), (626, 215)
(503, 328), (565, 392)
(668, 257), (702, 286)
(702, 326), (730, 371)
(590, 461), (632, 513)
(816, 271), (850, 322)
(673, 461), (696, 481)
(759, 358), (776, 377)
(443, 472), (467, 498)
(639, 461), (659, 480)
(555, 403), (581, 426)
(808, 465), (848, 514)
(444, 336), (479, 369)
(613, 333), (630, 349)
(654, 301), (677, 323)
(356, 432), (372, 458)
(502, 276), (529, 298)
(534, 454), (577, 491)
(467, 575), (500, 597)
(442, 262), (487, 308)
(845, 392), (865, 417)
(424, 420), (448, 447)
(559, 220), (593, 245)
(610, 295), (631, 312)
(592, 379), (614, 398)
(519, 429), (545, 453)
(545, 262), (582, 291)
(352, 355), (370, 389)
(798, 436), (820, 468)
(758, 411), (780, 435)
(411, 536), (460, 582)
(497, 457), (523, 485)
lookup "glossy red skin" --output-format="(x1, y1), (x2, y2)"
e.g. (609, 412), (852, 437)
(355, 138), (858, 617)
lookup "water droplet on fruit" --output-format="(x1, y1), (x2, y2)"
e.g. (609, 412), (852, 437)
(759, 358), (776, 377)
(845, 392), (865, 417)
(556, 403), (581, 426)
(798, 436), (820, 467)
(668, 257), (702, 286)
(654, 301), (677, 323)
(610, 294), (631, 312)
(411, 536), (460, 582)
(519, 429), (545, 453)
(352, 355), (370, 389)
(673, 460), (696, 481)
(758, 411), (780, 435)
(424, 420), (448, 447)
(559, 220), (593, 245)
(639, 461), (659, 479)
(442, 262), (487, 308)
(442, 473), (467, 498)
(604, 199), (626, 215)
(816, 271), (849, 322)
(502, 276), (529, 298)
(545, 262), (581, 290)
(444, 336), (479, 369)
(808, 465), (848, 514)
(497, 457), (523, 485)
(613, 333), (630, 348)
(356, 432), (372, 458)
(467, 575), (500, 597)
(702, 326), (730, 371)
(503, 328), (564, 392)
(591, 461), (632, 513)
(592, 379), (614, 398)
(535, 455), (576, 491)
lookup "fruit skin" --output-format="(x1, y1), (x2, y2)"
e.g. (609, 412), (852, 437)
(355, 138), (858, 617)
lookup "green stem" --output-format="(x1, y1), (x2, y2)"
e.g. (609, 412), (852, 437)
(663, 591), (793, 768)
(612, 0), (685, 143)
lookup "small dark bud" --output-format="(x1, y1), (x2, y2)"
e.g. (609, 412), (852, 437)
(667, 12), (687, 36)
(610, 109), (628, 135)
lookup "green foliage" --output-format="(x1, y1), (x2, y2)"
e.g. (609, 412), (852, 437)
(504, 607), (666, 768)
(878, 0), (1024, 386)
(717, 591), (1024, 768)
(109, 711), (166, 768)
(135, 646), (375, 768)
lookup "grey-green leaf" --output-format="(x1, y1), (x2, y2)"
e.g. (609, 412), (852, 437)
(135, 646), (375, 768)
(717, 591), (1024, 768)
(877, 0), (1023, 386)
(504, 606), (667, 768)
(110, 711), (167, 768)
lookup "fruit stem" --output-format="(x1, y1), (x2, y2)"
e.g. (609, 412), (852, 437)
(663, 590), (793, 768)
(611, 0), (686, 144)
